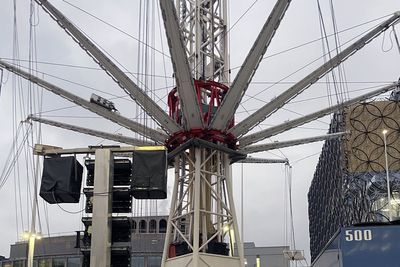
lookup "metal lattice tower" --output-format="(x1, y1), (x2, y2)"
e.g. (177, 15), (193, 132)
(175, 0), (229, 83)
(1, 1), (399, 267)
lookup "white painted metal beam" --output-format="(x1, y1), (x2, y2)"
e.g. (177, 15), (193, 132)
(211, 0), (291, 130)
(160, 0), (204, 130)
(28, 116), (154, 146)
(229, 12), (400, 137)
(34, 0), (182, 134)
(0, 59), (168, 143)
(240, 132), (345, 154)
(90, 149), (113, 267)
(238, 82), (398, 147)
(237, 157), (288, 164)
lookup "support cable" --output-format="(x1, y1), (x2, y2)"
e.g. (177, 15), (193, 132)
(236, 83), (395, 115)
(0, 124), (32, 190)
(61, 0), (171, 59)
(393, 25), (400, 54)
(227, 14), (395, 110)
(0, 69), (3, 96)
(224, 14), (393, 77)
(381, 27), (395, 52)
(11, 0), (27, 238)
(329, 0), (350, 101)
(316, 0), (334, 109)
(34, 0), (181, 134)
(231, 13), (400, 138)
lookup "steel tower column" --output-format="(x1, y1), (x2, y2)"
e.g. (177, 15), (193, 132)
(161, 1), (243, 266)
(162, 147), (243, 267)
(90, 149), (113, 267)
(176, 0), (229, 83)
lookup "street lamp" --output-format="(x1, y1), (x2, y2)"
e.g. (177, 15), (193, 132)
(256, 255), (261, 267)
(382, 129), (392, 221)
(22, 231), (42, 267)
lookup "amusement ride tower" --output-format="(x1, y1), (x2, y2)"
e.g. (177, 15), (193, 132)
(0, 0), (399, 267)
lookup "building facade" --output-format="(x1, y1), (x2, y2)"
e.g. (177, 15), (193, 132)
(1, 216), (289, 267)
(308, 100), (400, 262)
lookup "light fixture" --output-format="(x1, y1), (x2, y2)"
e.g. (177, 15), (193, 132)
(21, 231), (42, 241)
(34, 232), (42, 240)
(256, 255), (261, 267)
(223, 225), (230, 233)
(22, 231), (30, 240)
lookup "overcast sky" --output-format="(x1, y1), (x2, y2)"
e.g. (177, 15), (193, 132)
(0, 0), (400, 263)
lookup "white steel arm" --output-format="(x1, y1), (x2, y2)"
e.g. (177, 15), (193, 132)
(239, 82), (398, 147)
(211, 0), (291, 130)
(34, 0), (182, 134)
(159, 0), (203, 130)
(240, 132), (345, 154)
(237, 157), (288, 164)
(230, 12), (400, 137)
(0, 59), (168, 143)
(29, 116), (154, 146)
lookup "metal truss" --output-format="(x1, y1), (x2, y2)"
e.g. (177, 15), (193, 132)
(28, 116), (154, 146)
(237, 157), (288, 164)
(0, 59), (167, 143)
(230, 12), (400, 138)
(240, 132), (346, 154)
(3, 2), (400, 267)
(162, 147), (244, 267)
(176, 0), (229, 82)
(160, 0), (204, 130)
(238, 82), (400, 147)
(211, 0), (291, 131)
(34, 0), (182, 135)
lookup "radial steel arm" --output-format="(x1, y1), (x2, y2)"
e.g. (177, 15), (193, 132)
(159, 0), (203, 130)
(0, 59), (168, 143)
(211, 0), (291, 130)
(237, 157), (288, 164)
(240, 132), (345, 154)
(239, 82), (398, 147)
(29, 116), (154, 146)
(34, 0), (182, 134)
(230, 12), (400, 137)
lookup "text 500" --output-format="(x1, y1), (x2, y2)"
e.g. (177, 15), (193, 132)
(345, 230), (372, 241)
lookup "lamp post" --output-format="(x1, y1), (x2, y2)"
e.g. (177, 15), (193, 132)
(382, 129), (392, 221)
(22, 231), (42, 267)
(256, 255), (261, 267)
(25, 154), (42, 267)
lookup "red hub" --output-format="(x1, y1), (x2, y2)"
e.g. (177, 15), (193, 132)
(167, 80), (236, 150)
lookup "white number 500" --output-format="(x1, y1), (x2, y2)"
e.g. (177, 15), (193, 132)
(345, 229), (372, 241)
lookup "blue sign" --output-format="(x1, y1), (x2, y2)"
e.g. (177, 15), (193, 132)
(313, 225), (400, 266)
(340, 225), (400, 267)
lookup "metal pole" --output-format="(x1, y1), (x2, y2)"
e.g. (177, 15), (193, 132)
(225, 154), (245, 266)
(27, 155), (42, 267)
(161, 158), (180, 267)
(90, 149), (113, 267)
(193, 148), (202, 267)
(241, 163), (244, 246)
(383, 130), (392, 221)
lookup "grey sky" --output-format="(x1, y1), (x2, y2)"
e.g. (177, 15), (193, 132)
(0, 0), (399, 263)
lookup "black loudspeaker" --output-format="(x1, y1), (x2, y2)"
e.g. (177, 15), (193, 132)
(207, 241), (229, 256)
(39, 156), (83, 204)
(131, 150), (167, 199)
